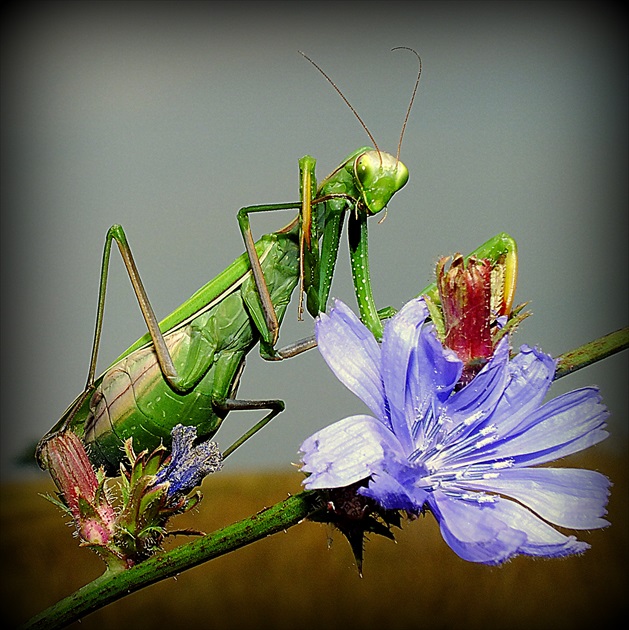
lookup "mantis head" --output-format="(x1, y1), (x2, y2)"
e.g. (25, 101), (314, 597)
(349, 150), (409, 215)
(301, 47), (419, 216)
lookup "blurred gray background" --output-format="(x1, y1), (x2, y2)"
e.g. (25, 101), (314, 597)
(2, 1), (627, 480)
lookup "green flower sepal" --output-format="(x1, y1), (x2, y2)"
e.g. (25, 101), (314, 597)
(41, 425), (221, 571)
(114, 439), (203, 566)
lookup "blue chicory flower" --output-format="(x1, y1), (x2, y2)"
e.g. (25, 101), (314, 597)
(300, 298), (611, 564)
(153, 424), (222, 501)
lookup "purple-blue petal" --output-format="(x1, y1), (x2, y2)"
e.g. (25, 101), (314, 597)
(429, 490), (527, 564)
(430, 490), (590, 564)
(455, 466), (610, 529)
(383, 302), (461, 453)
(406, 324), (462, 448)
(488, 498), (590, 558)
(416, 324), (462, 403)
(380, 298), (431, 452)
(300, 415), (404, 490)
(359, 470), (422, 512)
(487, 344), (556, 439)
(360, 452), (430, 512)
(315, 301), (386, 422)
(440, 337), (510, 440)
(487, 387), (608, 467)
(154, 424), (222, 500)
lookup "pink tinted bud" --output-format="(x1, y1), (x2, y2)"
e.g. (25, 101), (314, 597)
(41, 431), (98, 515)
(437, 255), (494, 363)
(437, 255), (496, 386)
(40, 431), (116, 543)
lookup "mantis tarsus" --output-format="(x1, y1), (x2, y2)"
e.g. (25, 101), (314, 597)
(37, 49), (421, 472)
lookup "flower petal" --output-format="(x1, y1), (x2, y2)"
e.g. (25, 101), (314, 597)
(380, 298), (430, 451)
(456, 466), (610, 529)
(440, 336), (510, 439)
(316, 300), (385, 421)
(488, 344), (556, 438)
(300, 415), (404, 490)
(416, 325), (463, 403)
(430, 490), (590, 564)
(153, 424), (222, 499)
(491, 498), (590, 558)
(383, 300), (461, 452)
(488, 387), (608, 467)
(429, 490), (526, 564)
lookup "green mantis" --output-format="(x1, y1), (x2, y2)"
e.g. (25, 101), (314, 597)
(37, 50), (421, 473)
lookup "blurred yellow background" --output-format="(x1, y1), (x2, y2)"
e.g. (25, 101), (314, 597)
(4, 449), (626, 629)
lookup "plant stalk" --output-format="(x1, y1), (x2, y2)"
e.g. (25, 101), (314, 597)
(24, 326), (628, 629)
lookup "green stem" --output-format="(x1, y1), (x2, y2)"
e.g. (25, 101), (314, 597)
(25, 326), (628, 629)
(554, 326), (629, 380)
(24, 491), (322, 630)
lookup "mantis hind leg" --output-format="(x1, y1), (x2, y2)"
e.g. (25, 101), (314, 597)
(88, 225), (206, 394)
(37, 224), (199, 462)
(206, 352), (285, 458)
(214, 397), (285, 459)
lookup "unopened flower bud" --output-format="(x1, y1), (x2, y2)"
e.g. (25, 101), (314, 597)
(40, 431), (116, 547)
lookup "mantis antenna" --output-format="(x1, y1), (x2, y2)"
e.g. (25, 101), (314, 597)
(298, 50), (382, 161)
(391, 47), (422, 165)
(299, 49), (422, 169)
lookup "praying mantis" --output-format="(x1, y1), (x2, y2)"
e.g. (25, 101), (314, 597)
(36, 48), (519, 476)
(36, 50), (420, 472)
